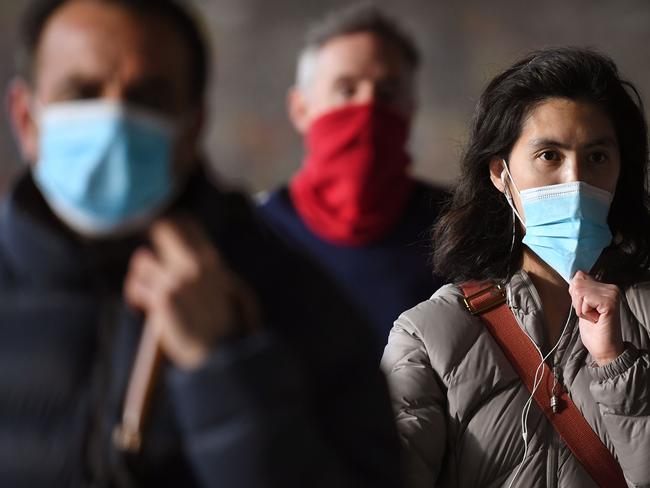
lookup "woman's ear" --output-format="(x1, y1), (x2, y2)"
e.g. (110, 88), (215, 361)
(489, 157), (507, 193)
(490, 157), (526, 224)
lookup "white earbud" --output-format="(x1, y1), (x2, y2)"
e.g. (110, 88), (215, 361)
(500, 160), (525, 227)
(501, 169), (514, 203)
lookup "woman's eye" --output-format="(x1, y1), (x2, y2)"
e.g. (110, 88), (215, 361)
(588, 152), (608, 164)
(539, 150), (560, 161)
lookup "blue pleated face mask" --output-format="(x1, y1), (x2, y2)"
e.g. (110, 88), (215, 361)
(34, 100), (176, 237)
(501, 162), (613, 282)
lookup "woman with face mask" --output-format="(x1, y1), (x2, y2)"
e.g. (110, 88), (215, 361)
(381, 47), (650, 488)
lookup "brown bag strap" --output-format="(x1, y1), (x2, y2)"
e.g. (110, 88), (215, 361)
(460, 281), (627, 488)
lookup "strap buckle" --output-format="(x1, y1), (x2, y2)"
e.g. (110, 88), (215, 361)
(463, 283), (507, 315)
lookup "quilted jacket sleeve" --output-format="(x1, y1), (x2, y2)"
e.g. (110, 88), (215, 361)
(381, 311), (447, 488)
(587, 282), (650, 487)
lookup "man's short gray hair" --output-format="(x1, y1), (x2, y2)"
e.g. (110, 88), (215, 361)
(295, 3), (420, 90)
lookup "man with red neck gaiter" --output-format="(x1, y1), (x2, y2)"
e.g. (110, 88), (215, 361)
(258, 5), (448, 356)
(290, 103), (413, 246)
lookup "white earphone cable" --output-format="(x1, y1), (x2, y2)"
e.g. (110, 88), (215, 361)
(507, 307), (574, 488)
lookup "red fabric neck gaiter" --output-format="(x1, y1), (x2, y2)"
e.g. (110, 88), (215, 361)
(289, 103), (414, 246)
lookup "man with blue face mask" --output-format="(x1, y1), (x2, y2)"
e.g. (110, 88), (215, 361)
(2, 0), (400, 486)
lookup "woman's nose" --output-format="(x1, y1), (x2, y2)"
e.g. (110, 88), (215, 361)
(561, 156), (581, 183)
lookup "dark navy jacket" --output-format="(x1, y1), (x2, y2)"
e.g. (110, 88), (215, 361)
(258, 181), (448, 356)
(0, 168), (400, 488)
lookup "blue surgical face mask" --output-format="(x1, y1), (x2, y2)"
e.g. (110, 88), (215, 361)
(33, 100), (176, 237)
(502, 161), (613, 282)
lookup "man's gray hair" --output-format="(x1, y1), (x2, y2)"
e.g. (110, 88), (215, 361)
(295, 3), (420, 90)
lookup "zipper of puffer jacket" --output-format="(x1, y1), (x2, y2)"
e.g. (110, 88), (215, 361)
(547, 426), (558, 488)
(546, 366), (560, 488)
(546, 313), (575, 488)
(506, 300), (572, 488)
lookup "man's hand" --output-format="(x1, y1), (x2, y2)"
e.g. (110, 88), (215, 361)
(124, 217), (261, 370)
(569, 271), (624, 366)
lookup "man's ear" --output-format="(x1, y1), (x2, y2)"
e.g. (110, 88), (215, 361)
(188, 104), (205, 143)
(174, 103), (206, 177)
(489, 157), (507, 194)
(6, 77), (39, 165)
(184, 103), (205, 158)
(287, 86), (310, 135)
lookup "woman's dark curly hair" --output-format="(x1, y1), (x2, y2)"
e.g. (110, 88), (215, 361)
(433, 47), (650, 287)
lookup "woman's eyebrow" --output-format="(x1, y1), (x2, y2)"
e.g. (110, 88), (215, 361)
(584, 136), (618, 148)
(527, 138), (570, 149)
(527, 136), (618, 149)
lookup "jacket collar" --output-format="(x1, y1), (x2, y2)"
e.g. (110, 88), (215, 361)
(0, 171), (141, 290)
(505, 269), (550, 352)
(0, 165), (226, 291)
(506, 270), (543, 315)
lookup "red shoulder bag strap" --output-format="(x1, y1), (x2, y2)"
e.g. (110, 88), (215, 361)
(460, 281), (626, 488)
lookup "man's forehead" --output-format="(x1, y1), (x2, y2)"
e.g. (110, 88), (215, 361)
(34, 0), (189, 83)
(314, 31), (409, 75)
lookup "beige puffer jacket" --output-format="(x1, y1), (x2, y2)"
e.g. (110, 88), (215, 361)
(381, 270), (650, 488)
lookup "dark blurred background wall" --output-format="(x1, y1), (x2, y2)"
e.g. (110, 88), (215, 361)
(1, 0), (649, 194)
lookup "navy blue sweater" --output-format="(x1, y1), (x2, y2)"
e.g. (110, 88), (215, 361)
(257, 181), (448, 356)
(0, 168), (400, 487)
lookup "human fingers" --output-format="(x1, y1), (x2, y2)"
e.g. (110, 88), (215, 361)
(149, 216), (221, 273)
(124, 247), (171, 310)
